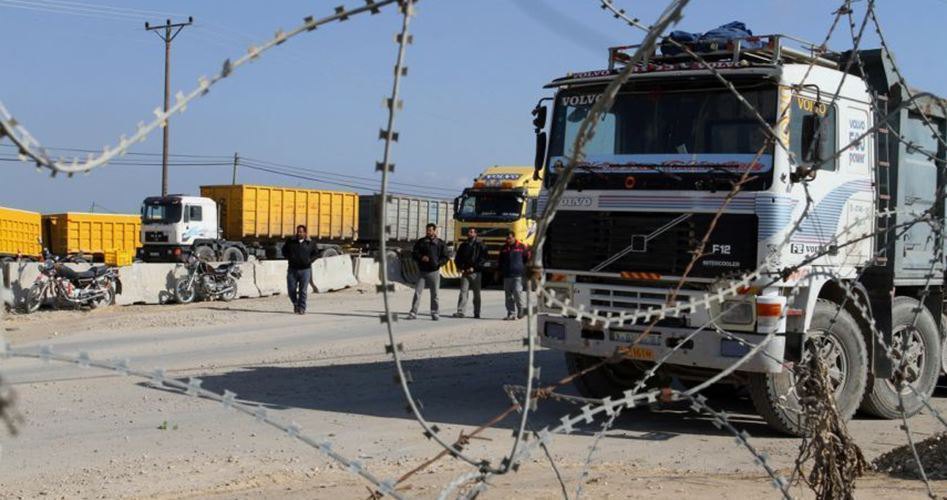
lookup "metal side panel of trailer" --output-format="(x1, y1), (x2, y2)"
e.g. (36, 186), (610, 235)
(358, 194), (454, 245)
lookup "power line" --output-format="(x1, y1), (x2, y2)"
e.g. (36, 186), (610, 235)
(239, 156), (457, 195)
(236, 162), (448, 199)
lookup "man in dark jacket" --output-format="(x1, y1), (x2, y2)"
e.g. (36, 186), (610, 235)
(498, 231), (531, 320)
(407, 223), (448, 320)
(452, 227), (487, 318)
(282, 225), (319, 314)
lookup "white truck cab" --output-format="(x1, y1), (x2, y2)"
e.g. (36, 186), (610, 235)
(140, 195), (221, 261)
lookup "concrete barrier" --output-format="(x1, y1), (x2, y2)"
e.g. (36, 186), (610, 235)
(353, 257), (380, 286)
(115, 263), (180, 305)
(310, 254), (357, 293)
(254, 260), (287, 296)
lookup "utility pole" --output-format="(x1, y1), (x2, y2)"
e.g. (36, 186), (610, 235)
(145, 16), (193, 197)
(231, 152), (240, 185)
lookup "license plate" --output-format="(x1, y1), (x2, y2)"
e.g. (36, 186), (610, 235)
(626, 346), (654, 361)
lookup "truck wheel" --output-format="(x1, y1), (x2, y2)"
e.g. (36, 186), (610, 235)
(748, 299), (867, 436)
(860, 297), (941, 419)
(221, 247), (245, 263)
(941, 314), (947, 378)
(564, 352), (652, 399)
(193, 245), (216, 262)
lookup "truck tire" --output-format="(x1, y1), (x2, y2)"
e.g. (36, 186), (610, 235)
(941, 315), (947, 378)
(860, 297), (941, 419)
(193, 245), (216, 262)
(221, 246), (245, 263)
(564, 352), (651, 399)
(748, 299), (867, 436)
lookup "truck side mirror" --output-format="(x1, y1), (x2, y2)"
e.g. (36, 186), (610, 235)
(801, 114), (825, 163)
(453, 196), (460, 216)
(183, 207), (190, 223)
(532, 104), (547, 130)
(534, 132), (547, 181)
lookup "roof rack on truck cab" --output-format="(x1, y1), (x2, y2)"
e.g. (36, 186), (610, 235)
(608, 33), (839, 71)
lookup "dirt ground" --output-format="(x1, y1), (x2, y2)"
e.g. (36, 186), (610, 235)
(1, 287), (945, 499)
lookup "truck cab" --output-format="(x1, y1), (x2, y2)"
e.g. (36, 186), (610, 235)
(139, 195), (219, 261)
(450, 166), (542, 275)
(534, 33), (946, 435)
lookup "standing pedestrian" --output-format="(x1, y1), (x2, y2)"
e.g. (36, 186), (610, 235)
(407, 223), (448, 320)
(452, 227), (487, 319)
(282, 224), (319, 315)
(498, 231), (530, 320)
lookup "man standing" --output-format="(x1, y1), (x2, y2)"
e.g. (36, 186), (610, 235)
(498, 231), (530, 320)
(452, 227), (487, 319)
(407, 223), (448, 320)
(282, 224), (319, 315)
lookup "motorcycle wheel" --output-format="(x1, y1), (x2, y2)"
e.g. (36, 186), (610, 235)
(220, 276), (237, 302)
(89, 283), (116, 309)
(25, 282), (45, 313)
(175, 278), (198, 304)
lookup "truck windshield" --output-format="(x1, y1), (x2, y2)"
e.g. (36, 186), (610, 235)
(455, 191), (523, 222)
(142, 202), (183, 224)
(547, 82), (777, 191)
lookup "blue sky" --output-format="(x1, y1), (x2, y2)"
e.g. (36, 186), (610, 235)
(1, 0), (945, 213)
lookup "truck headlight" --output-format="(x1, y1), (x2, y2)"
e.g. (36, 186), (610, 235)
(720, 300), (754, 325)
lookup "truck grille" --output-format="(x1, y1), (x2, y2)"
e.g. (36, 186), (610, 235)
(144, 231), (169, 243)
(544, 211), (757, 278)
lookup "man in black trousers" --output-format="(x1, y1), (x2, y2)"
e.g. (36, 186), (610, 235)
(452, 227), (487, 318)
(282, 225), (319, 314)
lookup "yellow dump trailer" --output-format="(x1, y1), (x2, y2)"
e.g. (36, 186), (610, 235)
(43, 212), (141, 263)
(0, 206), (42, 259)
(201, 185), (358, 242)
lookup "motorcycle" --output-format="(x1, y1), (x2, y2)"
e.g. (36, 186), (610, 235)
(25, 249), (118, 313)
(174, 255), (241, 303)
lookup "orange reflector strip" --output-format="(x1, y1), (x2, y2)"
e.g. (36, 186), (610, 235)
(737, 286), (758, 295)
(786, 308), (804, 317)
(620, 271), (662, 280)
(756, 302), (782, 317)
(549, 273), (567, 282)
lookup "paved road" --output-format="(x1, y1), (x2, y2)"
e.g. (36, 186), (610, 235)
(1, 288), (945, 498)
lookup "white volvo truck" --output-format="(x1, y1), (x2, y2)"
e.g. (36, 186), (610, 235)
(533, 35), (946, 435)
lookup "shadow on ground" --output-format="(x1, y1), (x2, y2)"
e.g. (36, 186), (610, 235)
(144, 349), (808, 439)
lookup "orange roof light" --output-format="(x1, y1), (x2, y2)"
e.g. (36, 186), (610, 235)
(620, 271), (662, 280)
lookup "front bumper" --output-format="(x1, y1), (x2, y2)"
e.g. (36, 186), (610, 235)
(139, 245), (187, 263)
(539, 315), (786, 373)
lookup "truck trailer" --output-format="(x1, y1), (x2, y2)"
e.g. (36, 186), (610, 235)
(534, 34), (946, 435)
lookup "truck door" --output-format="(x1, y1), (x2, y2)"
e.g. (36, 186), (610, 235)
(896, 112), (942, 276)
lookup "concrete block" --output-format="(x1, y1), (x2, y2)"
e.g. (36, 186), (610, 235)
(233, 262), (258, 298)
(354, 257), (381, 286)
(310, 254), (357, 293)
(115, 263), (180, 305)
(255, 260), (287, 296)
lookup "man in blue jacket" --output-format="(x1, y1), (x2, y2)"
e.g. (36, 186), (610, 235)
(407, 223), (449, 320)
(497, 231), (531, 320)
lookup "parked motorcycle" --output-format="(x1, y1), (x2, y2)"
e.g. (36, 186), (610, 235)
(25, 249), (118, 313)
(174, 255), (241, 303)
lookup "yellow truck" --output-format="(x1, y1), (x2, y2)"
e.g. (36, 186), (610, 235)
(443, 166), (543, 278)
(43, 212), (141, 265)
(0, 206), (42, 261)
